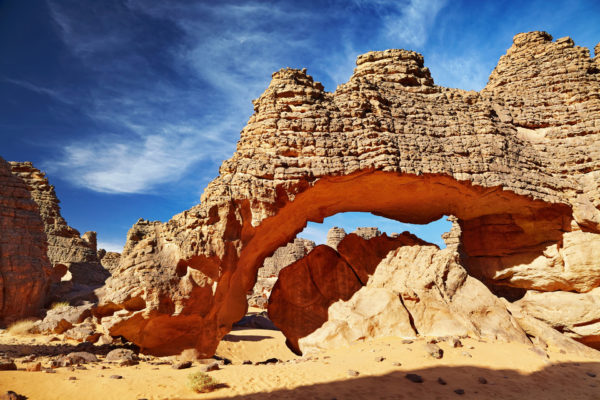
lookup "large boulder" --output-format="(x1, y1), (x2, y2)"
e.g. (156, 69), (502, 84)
(514, 288), (600, 349)
(299, 245), (531, 354)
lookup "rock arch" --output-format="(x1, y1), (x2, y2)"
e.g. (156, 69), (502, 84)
(97, 31), (600, 356)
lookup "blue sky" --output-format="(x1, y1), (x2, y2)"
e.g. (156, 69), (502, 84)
(1, 0), (599, 251)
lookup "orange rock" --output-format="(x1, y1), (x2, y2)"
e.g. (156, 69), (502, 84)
(0, 157), (51, 325)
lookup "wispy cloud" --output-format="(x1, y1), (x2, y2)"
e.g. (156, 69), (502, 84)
(3, 78), (73, 105)
(428, 53), (492, 91)
(351, 0), (449, 48)
(97, 239), (125, 253)
(44, 0), (448, 195)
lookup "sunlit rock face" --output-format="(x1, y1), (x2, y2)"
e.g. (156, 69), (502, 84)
(8, 162), (111, 310)
(0, 157), (51, 325)
(97, 31), (600, 356)
(268, 231), (429, 354)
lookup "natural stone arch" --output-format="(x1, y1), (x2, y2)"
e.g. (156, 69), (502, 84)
(96, 31), (600, 356)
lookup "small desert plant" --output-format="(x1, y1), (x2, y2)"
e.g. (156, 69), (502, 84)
(187, 371), (219, 393)
(7, 318), (37, 335)
(50, 301), (70, 310)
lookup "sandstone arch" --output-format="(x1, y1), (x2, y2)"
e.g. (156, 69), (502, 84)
(97, 31), (600, 356)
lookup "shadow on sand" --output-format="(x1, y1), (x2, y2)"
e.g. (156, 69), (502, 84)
(173, 361), (600, 400)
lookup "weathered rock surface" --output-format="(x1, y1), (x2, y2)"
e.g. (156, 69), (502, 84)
(514, 288), (600, 350)
(504, 300), (598, 357)
(248, 237), (315, 308)
(95, 32), (600, 356)
(0, 157), (51, 325)
(325, 227), (347, 250)
(98, 250), (122, 274)
(9, 162), (110, 289)
(299, 245), (530, 354)
(269, 232), (430, 353)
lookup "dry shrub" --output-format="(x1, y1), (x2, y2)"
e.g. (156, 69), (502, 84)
(7, 319), (37, 335)
(50, 301), (70, 310)
(187, 371), (219, 393)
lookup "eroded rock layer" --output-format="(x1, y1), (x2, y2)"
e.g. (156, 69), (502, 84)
(98, 31), (600, 356)
(0, 157), (51, 325)
(9, 162), (109, 288)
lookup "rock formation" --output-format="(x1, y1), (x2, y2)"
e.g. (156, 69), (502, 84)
(325, 227), (346, 249)
(95, 31), (600, 356)
(9, 162), (109, 290)
(0, 157), (51, 325)
(248, 237), (315, 308)
(298, 244), (530, 354)
(514, 289), (600, 349)
(268, 231), (428, 353)
(248, 226), (398, 309)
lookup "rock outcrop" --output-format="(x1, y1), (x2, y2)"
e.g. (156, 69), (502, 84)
(514, 288), (600, 349)
(0, 157), (51, 325)
(9, 162), (109, 290)
(299, 244), (530, 354)
(248, 237), (315, 308)
(96, 31), (600, 356)
(325, 227), (347, 249)
(269, 232), (431, 353)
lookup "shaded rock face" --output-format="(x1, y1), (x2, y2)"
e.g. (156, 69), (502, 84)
(515, 289), (600, 350)
(248, 237), (315, 308)
(0, 157), (51, 325)
(268, 232), (430, 354)
(97, 32), (600, 356)
(9, 162), (110, 290)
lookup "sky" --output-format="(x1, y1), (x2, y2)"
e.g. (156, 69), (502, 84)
(1, 0), (599, 252)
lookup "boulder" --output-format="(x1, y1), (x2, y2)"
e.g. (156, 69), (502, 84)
(514, 288), (600, 350)
(299, 245), (531, 354)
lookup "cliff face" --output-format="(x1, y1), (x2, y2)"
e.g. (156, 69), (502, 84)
(98, 32), (600, 356)
(9, 162), (109, 288)
(0, 157), (51, 325)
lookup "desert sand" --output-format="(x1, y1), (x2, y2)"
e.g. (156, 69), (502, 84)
(1, 322), (599, 400)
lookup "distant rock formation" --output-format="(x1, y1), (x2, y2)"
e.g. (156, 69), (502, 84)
(325, 227), (346, 249)
(0, 157), (51, 325)
(96, 31), (600, 356)
(248, 237), (315, 308)
(9, 162), (110, 290)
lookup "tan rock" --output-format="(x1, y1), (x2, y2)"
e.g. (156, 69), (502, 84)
(9, 162), (110, 287)
(514, 288), (600, 350)
(489, 231), (600, 292)
(300, 245), (530, 354)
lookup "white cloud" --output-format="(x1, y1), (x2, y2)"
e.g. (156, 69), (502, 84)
(298, 225), (329, 245)
(427, 53), (492, 91)
(352, 0), (448, 48)
(49, 121), (234, 194)
(44, 0), (448, 195)
(97, 240), (125, 253)
(3, 78), (73, 105)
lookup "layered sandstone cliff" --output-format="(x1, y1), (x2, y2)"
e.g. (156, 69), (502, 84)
(0, 157), (51, 325)
(9, 162), (109, 288)
(96, 31), (600, 356)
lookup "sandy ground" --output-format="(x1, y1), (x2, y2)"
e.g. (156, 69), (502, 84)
(1, 325), (599, 400)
